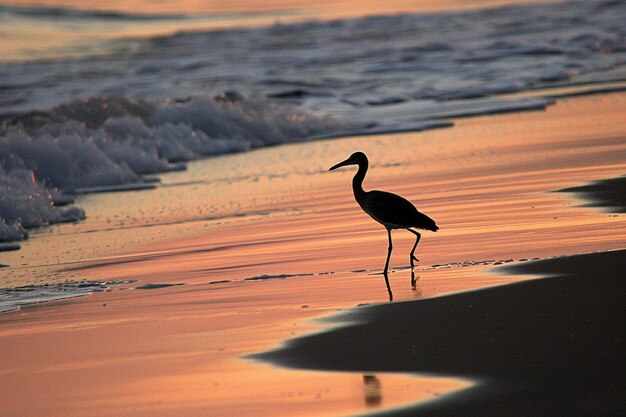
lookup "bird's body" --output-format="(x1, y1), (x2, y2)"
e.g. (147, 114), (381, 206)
(329, 151), (438, 300)
(361, 190), (438, 232)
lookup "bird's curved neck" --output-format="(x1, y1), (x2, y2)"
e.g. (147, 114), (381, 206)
(352, 160), (368, 199)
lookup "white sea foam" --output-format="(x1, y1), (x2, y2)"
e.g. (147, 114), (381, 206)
(0, 168), (85, 241)
(0, 95), (347, 241)
(0, 280), (136, 313)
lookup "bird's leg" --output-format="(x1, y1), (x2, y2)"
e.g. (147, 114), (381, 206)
(383, 228), (393, 301)
(408, 229), (421, 290)
(409, 229), (422, 264)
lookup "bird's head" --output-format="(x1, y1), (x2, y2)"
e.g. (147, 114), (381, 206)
(329, 151), (368, 171)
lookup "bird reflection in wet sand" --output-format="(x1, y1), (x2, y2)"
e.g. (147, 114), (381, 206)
(412, 275), (423, 297)
(363, 375), (382, 407)
(330, 152), (438, 301)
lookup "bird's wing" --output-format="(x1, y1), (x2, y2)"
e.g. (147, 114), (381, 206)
(365, 191), (418, 225)
(366, 190), (438, 231)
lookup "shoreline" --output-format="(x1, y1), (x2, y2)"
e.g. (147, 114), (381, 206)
(0, 89), (624, 288)
(2, 90), (624, 306)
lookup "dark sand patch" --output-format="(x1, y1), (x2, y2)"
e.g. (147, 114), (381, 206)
(244, 273), (314, 281)
(253, 250), (625, 416)
(0, 243), (21, 252)
(135, 283), (185, 290)
(559, 175), (626, 213)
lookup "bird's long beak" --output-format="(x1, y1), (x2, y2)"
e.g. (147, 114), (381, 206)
(329, 157), (355, 171)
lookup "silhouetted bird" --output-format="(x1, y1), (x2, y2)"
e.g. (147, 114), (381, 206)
(329, 151), (438, 300)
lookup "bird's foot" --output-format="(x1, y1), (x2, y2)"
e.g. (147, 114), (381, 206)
(411, 269), (420, 290)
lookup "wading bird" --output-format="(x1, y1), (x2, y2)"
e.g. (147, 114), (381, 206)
(329, 152), (438, 300)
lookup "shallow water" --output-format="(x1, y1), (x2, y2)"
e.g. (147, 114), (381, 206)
(2, 93), (624, 308)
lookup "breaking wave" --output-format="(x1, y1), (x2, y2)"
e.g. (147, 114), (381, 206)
(0, 94), (348, 241)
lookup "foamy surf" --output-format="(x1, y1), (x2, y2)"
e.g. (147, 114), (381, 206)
(0, 279), (135, 313)
(0, 95), (348, 242)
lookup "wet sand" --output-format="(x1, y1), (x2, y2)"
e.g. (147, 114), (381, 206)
(0, 93), (625, 416)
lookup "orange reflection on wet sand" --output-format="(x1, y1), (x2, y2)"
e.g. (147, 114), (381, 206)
(0, 93), (625, 416)
(79, 94), (625, 286)
(0, 263), (476, 416)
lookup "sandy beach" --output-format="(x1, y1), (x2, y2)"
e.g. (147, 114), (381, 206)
(0, 91), (624, 416)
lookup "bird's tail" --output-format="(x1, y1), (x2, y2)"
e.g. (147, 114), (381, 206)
(416, 212), (439, 232)
(423, 214), (439, 232)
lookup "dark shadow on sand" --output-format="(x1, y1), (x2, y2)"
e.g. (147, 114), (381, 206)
(252, 250), (625, 416)
(558, 175), (626, 213)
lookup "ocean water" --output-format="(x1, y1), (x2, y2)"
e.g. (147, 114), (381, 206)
(1, 0), (625, 244)
(0, 1), (554, 62)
